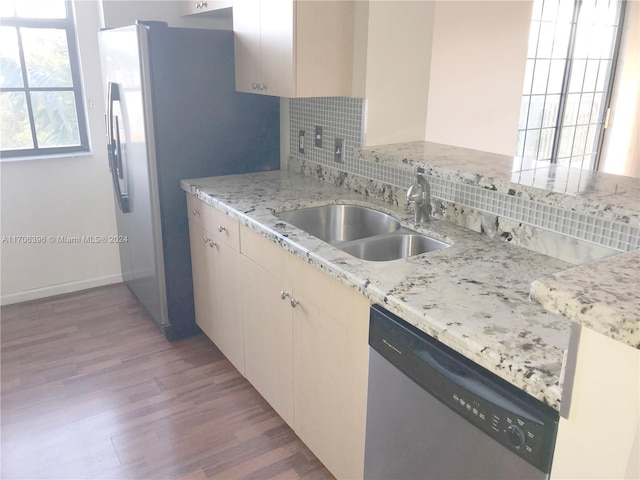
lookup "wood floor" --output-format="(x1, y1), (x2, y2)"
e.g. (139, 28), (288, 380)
(1, 283), (333, 480)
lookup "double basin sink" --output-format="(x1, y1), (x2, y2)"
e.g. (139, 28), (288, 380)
(276, 204), (449, 262)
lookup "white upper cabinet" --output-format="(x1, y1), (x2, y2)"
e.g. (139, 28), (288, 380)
(233, 0), (354, 97)
(180, 0), (232, 16)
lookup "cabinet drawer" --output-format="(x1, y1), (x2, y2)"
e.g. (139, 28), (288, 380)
(186, 194), (240, 251)
(187, 193), (206, 228)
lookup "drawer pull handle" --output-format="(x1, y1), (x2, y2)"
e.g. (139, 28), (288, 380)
(280, 291), (289, 300)
(290, 298), (300, 308)
(217, 225), (226, 233)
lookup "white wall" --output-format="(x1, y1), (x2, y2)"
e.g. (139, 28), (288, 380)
(361, 1), (435, 146)
(351, 0), (369, 99)
(359, 0), (531, 155)
(424, 1), (532, 155)
(1, 1), (121, 305)
(551, 327), (640, 479)
(600, 0), (640, 178)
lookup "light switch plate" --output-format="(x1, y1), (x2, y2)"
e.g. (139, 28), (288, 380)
(334, 138), (344, 163)
(315, 125), (323, 148)
(298, 130), (305, 154)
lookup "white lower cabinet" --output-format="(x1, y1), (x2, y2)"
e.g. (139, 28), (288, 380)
(241, 253), (295, 427)
(187, 196), (370, 479)
(240, 225), (370, 479)
(291, 257), (370, 480)
(187, 195), (244, 374)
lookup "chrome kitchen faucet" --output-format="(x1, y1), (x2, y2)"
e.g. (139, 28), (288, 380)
(406, 172), (431, 225)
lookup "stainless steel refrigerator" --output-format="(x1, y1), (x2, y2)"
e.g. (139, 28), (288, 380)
(98, 22), (279, 339)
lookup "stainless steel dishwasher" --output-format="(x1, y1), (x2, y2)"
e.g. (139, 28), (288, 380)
(364, 305), (559, 480)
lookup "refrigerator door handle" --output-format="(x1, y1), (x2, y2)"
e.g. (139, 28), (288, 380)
(107, 82), (130, 214)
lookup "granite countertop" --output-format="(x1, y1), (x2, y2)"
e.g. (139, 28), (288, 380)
(357, 141), (640, 350)
(358, 141), (640, 224)
(182, 170), (574, 410)
(530, 249), (640, 349)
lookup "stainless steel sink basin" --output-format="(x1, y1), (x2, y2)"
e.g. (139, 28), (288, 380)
(276, 204), (401, 242)
(275, 203), (450, 261)
(339, 232), (449, 261)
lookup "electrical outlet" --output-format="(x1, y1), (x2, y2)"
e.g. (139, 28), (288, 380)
(315, 125), (323, 148)
(298, 130), (305, 154)
(334, 138), (344, 163)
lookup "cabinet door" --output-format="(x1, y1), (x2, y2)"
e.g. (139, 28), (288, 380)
(208, 238), (244, 374)
(233, 0), (353, 97)
(291, 258), (370, 479)
(189, 220), (213, 340)
(259, 0), (295, 97)
(295, 0), (354, 97)
(241, 255), (294, 427)
(188, 220), (244, 374)
(233, 0), (263, 94)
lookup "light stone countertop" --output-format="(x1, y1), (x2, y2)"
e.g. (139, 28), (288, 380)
(531, 249), (640, 349)
(182, 170), (574, 410)
(358, 141), (640, 225)
(358, 141), (640, 350)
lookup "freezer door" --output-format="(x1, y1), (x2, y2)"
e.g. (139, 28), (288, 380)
(98, 25), (168, 329)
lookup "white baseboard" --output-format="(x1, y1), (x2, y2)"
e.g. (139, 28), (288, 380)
(0, 274), (124, 306)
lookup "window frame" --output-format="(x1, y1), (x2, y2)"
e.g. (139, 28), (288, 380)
(0, 0), (90, 159)
(515, 0), (627, 172)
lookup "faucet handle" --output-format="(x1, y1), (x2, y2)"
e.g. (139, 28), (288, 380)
(406, 183), (424, 204)
(407, 171), (431, 224)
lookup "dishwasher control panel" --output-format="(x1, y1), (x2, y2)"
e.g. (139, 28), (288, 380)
(447, 386), (551, 470)
(369, 305), (559, 474)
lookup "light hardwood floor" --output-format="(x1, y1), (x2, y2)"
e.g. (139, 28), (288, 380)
(0, 283), (333, 480)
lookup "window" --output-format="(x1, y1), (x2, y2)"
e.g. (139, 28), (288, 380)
(0, 0), (89, 158)
(516, 0), (626, 172)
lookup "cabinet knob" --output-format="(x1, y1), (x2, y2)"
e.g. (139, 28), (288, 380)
(280, 291), (290, 300)
(217, 225), (226, 233)
(252, 83), (258, 90)
(195, 1), (207, 8)
(192, 209), (199, 216)
(290, 298), (300, 308)
(209, 240), (216, 247)
(259, 83), (267, 91)
(203, 235), (209, 244)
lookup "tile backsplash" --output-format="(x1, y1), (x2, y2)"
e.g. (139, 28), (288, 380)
(289, 97), (364, 167)
(289, 97), (412, 186)
(288, 98), (639, 257)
